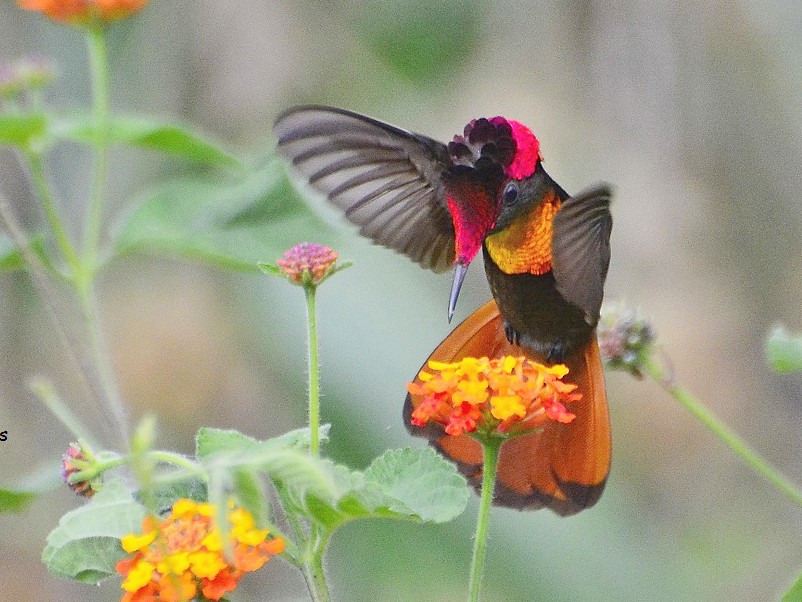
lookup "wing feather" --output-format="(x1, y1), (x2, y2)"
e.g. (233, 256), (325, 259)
(275, 106), (456, 272)
(552, 185), (613, 325)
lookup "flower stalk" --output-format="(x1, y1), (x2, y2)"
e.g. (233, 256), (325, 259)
(641, 354), (802, 508)
(261, 242), (350, 456)
(467, 436), (501, 602)
(305, 284), (321, 456)
(302, 545), (332, 602)
(599, 302), (802, 509)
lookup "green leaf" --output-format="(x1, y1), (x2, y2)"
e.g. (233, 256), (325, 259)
(364, 447), (468, 523)
(304, 448), (468, 530)
(0, 234), (51, 273)
(766, 325), (802, 373)
(0, 113), (47, 146)
(356, 0), (480, 82)
(196, 427), (261, 458)
(257, 262), (284, 277)
(42, 481), (146, 584)
(0, 234), (24, 271)
(142, 479), (208, 511)
(195, 426), (329, 458)
(1, 462), (63, 513)
(783, 571), (802, 602)
(195, 427), (339, 510)
(113, 155), (332, 271)
(0, 488), (37, 513)
(55, 115), (238, 166)
(233, 469), (268, 526)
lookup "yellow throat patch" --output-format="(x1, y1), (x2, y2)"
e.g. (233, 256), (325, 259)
(484, 192), (561, 275)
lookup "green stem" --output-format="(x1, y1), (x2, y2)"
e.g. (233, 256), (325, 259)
(79, 282), (129, 444)
(29, 378), (94, 446)
(302, 540), (332, 602)
(22, 150), (81, 277)
(304, 284), (320, 455)
(642, 354), (802, 508)
(468, 437), (502, 602)
(148, 450), (202, 472)
(83, 23), (110, 272)
(75, 24), (130, 445)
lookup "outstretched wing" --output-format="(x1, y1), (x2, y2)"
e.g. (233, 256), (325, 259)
(552, 184), (613, 326)
(404, 300), (611, 515)
(274, 106), (456, 273)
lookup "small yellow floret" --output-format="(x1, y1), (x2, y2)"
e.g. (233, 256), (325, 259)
(122, 561), (155, 592)
(188, 551), (226, 579)
(121, 530), (157, 553)
(490, 395), (527, 420)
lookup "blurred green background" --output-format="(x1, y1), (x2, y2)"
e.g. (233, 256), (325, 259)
(2, 1), (802, 600)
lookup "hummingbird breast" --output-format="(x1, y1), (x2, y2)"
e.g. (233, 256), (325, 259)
(482, 247), (593, 363)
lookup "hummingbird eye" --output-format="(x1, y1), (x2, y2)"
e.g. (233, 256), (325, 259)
(503, 182), (519, 205)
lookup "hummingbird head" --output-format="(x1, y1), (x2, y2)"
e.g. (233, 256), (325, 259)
(445, 116), (541, 320)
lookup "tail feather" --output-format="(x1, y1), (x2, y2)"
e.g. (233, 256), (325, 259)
(404, 300), (611, 514)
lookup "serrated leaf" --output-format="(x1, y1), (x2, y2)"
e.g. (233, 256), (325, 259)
(196, 426), (328, 459)
(55, 115), (238, 166)
(195, 428), (339, 513)
(783, 572), (802, 602)
(196, 428), (262, 458)
(0, 113), (47, 146)
(256, 449), (339, 505)
(43, 481), (145, 583)
(303, 449), (468, 530)
(142, 479), (208, 513)
(364, 447), (468, 523)
(113, 155), (332, 271)
(766, 325), (802, 373)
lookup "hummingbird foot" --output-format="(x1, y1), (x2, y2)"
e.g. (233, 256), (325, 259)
(504, 323), (521, 346)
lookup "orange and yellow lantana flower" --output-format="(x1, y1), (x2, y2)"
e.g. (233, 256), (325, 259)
(18, 0), (148, 24)
(407, 355), (580, 436)
(116, 498), (285, 602)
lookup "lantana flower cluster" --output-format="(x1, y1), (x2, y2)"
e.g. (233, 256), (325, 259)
(407, 355), (580, 437)
(18, 0), (148, 24)
(116, 498), (284, 602)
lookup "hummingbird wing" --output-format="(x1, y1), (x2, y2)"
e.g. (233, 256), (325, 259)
(404, 300), (611, 515)
(274, 106), (456, 273)
(551, 185), (613, 326)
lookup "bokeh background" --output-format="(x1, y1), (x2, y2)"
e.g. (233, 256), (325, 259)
(2, 1), (802, 600)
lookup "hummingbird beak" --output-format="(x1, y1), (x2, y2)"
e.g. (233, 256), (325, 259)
(448, 262), (469, 323)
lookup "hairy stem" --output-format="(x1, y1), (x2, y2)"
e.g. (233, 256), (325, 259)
(304, 285), (320, 455)
(468, 437), (501, 602)
(642, 354), (802, 508)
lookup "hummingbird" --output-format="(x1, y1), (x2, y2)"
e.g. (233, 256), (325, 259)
(274, 106), (612, 515)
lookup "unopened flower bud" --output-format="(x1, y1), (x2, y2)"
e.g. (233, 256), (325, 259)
(61, 441), (100, 497)
(261, 242), (349, 289)
(597, 302), (655, 377)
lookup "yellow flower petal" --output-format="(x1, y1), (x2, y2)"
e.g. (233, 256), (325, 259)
(202, 529), (223, 552)
(121, 530), (157, 553)
(171, 498), (197, 518)
(490, 395), (527, 421)
(188, 551), (227, 579)
(428, 360), (458, 371)
(157, 551), (191, 575)
(122, 561), (155, 592)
